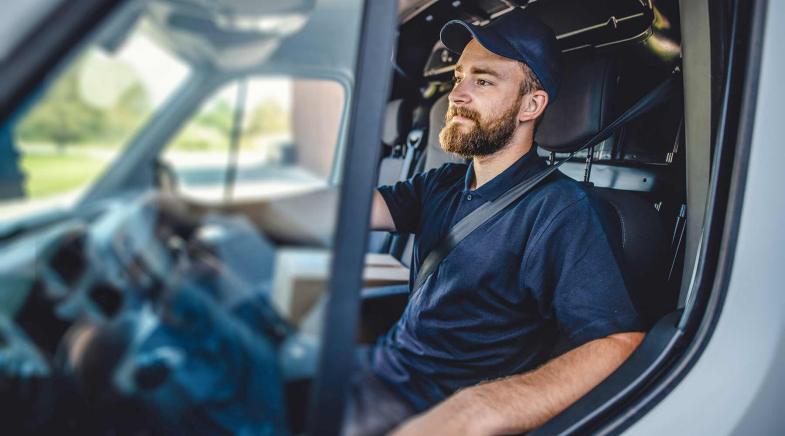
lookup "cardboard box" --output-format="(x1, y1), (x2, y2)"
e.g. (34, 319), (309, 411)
(271, 249), (409, 324)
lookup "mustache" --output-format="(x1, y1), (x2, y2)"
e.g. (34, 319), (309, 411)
(446, 105), (481, 123)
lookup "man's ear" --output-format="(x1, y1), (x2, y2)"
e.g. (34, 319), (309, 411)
(517, 90), (549, 124)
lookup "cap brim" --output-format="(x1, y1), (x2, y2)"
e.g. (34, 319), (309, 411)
(440, 20), (476, 55)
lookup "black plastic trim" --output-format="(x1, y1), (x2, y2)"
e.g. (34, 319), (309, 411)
(305, 0), (398, 435)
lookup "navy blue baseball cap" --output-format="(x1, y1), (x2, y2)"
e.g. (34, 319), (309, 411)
(440, 8), (561, 98)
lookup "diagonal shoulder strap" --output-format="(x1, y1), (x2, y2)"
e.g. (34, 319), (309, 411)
(412, 75), (679, 293)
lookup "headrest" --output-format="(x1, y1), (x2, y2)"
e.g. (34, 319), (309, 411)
(535, 55), (618, 153)
(382, 99), (412, 146)
(425, 93), (465, 170)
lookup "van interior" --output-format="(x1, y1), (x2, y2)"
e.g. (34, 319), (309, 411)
(0, 0), (732, 434)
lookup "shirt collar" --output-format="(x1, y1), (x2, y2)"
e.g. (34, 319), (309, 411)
(462, 146), (547, 200)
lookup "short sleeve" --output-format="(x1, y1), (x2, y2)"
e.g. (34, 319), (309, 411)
(377, 166), (445, 234)
(523, 196), (644, 348)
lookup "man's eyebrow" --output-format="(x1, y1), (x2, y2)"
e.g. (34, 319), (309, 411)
(454, 64), (504, 79)
(470, 66), (503, 78)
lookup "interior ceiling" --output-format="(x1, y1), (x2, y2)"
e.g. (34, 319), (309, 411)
(398, 0), (660, 26)
(395, 0), (682, 83)
(399, 0), (525, 23)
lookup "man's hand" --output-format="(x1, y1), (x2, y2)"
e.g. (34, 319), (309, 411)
(392, 332), (644, 436)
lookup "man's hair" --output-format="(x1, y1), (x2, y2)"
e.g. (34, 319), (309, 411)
(517, 61), (546, 132)
(518, 61), (544, 96)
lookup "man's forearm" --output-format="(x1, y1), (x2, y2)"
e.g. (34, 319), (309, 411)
(393, 332), (644, 436)
(462, 332), (643, 434)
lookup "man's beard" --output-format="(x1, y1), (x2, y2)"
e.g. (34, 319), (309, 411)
(439, 99), (520, 159)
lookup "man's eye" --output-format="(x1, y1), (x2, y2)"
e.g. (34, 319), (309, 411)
(476, 79), (491, 86)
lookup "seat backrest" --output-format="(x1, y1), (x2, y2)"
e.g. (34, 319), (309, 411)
(377, 99), (412, 185)
(589, 188), (671, 326)
(389, 92), (465, 267)
(370, 99), (413, 253)
(536, 54), (675, 326)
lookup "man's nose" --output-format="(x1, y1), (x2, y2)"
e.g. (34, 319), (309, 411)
(448, 80), (471, 106)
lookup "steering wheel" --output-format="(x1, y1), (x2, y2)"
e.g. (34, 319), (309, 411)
(36, 193), (292, 435)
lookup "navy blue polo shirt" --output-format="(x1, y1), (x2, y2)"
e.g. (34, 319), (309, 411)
(371, 148), (643, 412)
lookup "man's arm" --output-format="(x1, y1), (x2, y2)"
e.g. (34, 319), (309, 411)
(392, 331), (644, 436)
(370, 189), (396, 231)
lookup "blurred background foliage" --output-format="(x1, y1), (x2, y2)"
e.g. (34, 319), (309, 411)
(13, 57), (290, 198)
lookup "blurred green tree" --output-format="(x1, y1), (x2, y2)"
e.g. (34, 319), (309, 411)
(245, 99), (290, 138)
(16, 66), (105, 151)
(16, 55), (153, 151)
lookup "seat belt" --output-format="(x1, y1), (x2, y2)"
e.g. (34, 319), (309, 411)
(412, 74), (680, 292)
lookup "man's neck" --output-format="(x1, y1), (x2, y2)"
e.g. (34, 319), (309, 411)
(470, 129), (534, 190)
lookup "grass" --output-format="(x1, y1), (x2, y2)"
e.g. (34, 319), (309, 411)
(20, 151), (109, 198)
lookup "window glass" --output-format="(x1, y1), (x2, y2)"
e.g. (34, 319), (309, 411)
(161, 77), (344, 202)
(2, 19), (189, 220)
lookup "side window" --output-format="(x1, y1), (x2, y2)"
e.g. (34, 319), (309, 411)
(162, 77), (345, 203)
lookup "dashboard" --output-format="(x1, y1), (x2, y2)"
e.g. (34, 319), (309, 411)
(0, 192), (296, 435)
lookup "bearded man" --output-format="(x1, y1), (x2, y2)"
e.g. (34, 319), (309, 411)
(345, 9), (645, 436)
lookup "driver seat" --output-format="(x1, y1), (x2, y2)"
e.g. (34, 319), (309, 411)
(536, 53), (673, 327)
(361, 52), (677, 338)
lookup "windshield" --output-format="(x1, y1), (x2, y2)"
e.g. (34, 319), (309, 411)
(0, 17), (189, 221)
(0, 0), (364, 434)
